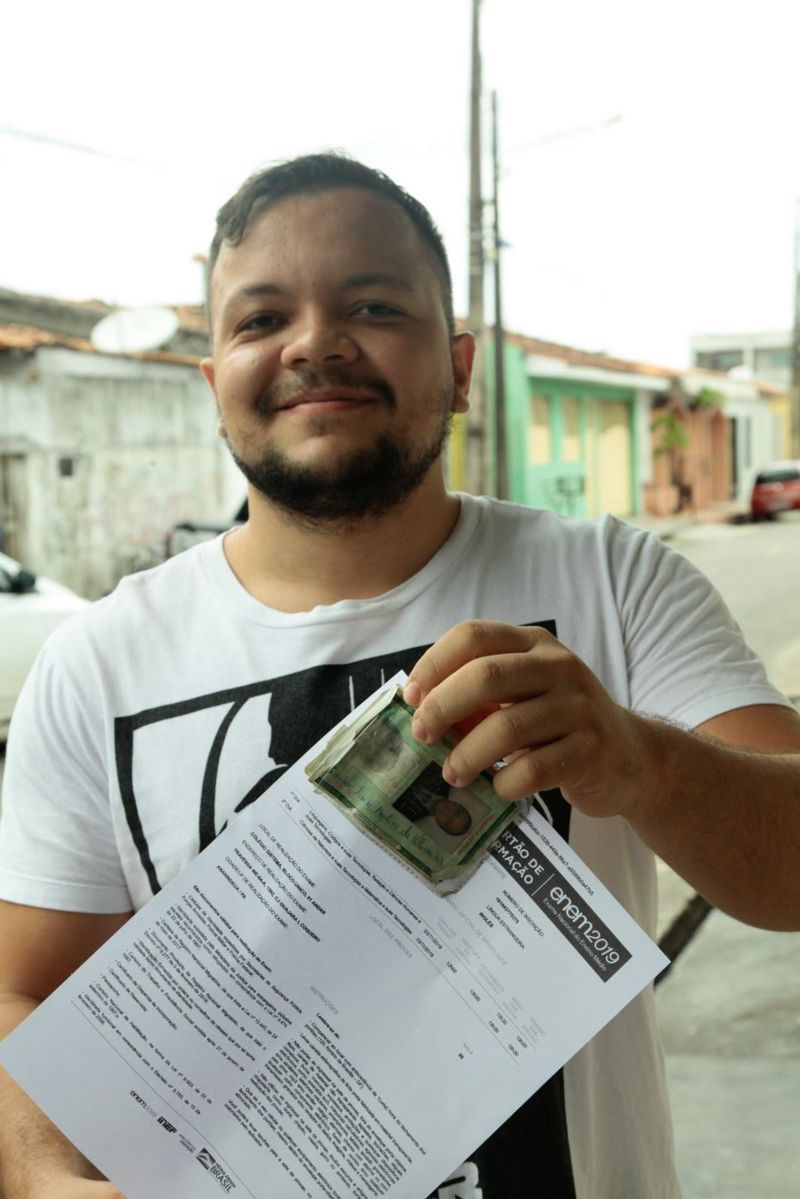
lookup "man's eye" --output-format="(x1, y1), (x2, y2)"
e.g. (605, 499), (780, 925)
(352, 302), (401, 317)
(239, 314), (282, 333)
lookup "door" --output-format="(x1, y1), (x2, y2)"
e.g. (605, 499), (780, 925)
(585, 401), (632, 516)
(0, 454), (28, 561)
(598, 402), (632, 515)
(728, 417), (739, 499)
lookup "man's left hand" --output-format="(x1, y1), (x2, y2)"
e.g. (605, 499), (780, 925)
(404, 621), (656, 819)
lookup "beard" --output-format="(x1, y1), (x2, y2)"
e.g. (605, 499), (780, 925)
(227, 371), (454, 526)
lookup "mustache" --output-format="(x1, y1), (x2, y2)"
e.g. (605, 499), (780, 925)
(256, 370), (395, 415)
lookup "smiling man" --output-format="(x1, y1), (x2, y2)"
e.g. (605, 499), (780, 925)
(1, 153), (799, 1199)
(202, 169), (471, 613)
(206, 186), (461, 528)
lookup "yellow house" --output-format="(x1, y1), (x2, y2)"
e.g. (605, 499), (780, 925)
(759, 383), (793, 458)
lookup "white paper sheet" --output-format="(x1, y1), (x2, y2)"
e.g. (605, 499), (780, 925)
(0, 676), (667, 1198)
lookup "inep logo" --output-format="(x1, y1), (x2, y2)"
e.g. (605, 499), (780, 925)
(196, 1147), (236, 1192)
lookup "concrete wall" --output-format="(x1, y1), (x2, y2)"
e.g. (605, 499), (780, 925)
(0, 347), (242, 597)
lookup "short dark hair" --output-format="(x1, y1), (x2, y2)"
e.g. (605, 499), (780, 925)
(206, 152), (454, 335)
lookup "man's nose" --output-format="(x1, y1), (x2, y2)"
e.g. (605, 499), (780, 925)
(280, 316), (358, 369)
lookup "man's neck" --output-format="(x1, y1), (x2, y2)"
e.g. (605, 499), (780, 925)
(222, 471), (461, 613)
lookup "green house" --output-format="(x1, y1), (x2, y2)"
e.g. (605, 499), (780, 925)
(489, 336), (670, 518)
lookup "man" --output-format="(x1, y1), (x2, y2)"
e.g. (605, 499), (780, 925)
(0, 153), (798, 1199)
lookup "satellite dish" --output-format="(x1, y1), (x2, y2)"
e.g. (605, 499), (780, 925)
(90, 306), (179, 353)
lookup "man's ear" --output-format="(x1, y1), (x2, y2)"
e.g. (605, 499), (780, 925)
(200, 358), (216, 392)
(200, 359), (227, 439)
(451, 332), (475, 414)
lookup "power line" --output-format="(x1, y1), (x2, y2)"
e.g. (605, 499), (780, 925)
(0, 122), (158, 169)
(506, 113), (623, 154)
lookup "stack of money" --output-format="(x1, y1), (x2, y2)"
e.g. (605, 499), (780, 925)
(306, 685), (525, 894)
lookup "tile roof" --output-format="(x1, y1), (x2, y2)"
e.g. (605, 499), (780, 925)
(0, 287), (208, 336)
(500, 327), (786, 397)
(171, 304), (208, 334)
(0, 323), (201, 366)
(502, 329), (679, 379)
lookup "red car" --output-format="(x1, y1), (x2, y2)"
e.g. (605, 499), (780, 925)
(750, 461), (800, 520)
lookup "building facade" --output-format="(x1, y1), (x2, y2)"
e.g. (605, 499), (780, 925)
(690, 330), (792, 388)
(496, 335), (668, 519)
(4, 291), (794, 594)
(0, 296), (240, 599)
(488, 333), (789, 517)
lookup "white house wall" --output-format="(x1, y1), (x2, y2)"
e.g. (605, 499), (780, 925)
(635, 390), (654, 494)
(723, 396), (782, 502)
(0, 347), (243, 598)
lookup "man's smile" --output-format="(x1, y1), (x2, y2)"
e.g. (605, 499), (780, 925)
(277, 387), (384, 414)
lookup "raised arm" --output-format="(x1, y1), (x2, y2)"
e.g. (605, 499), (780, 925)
(404, 621), (800, 930)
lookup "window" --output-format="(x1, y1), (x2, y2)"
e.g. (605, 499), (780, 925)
(528, 394), (553, 464)
(756, 466), (800, 484)
(694, 350), (744, 373)
(754, 347), (790, 374)
(560, 396), (581, 463)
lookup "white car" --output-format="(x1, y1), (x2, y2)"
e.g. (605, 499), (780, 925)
(0, 552), (88, 740)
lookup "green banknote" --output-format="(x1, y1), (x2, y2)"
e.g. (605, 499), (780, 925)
(306, 686), (524, 893)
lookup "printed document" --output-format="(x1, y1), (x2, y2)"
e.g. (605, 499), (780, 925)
(0, 676), (668, 1198)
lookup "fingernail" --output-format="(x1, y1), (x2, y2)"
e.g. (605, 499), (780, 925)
(442, 761), (461, 786)
(404, 680), (422, 707)
(412, 718), (430, 743)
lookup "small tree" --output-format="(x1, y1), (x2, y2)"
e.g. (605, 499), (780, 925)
(651, 409), (689, 509)
(693, 387), (724, 410)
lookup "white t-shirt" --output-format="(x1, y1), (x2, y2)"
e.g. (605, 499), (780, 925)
(0, 494), (789, 1199)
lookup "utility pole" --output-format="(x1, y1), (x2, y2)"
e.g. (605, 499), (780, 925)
(490, 90), (508, 499)
(465, 0), (487, 495)
(792, 198), (800, 459)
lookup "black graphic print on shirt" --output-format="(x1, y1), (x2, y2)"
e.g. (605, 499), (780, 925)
(113, 623), (575, 1198)
(114, 626), (568, 896)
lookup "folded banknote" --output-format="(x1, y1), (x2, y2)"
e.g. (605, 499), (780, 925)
(306, 685), (526, 895)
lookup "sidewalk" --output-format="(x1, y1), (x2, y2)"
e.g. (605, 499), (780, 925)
(656, 864), (800, 1198)
(642, 499), (800, 1197)
(626, 499), (747, 541)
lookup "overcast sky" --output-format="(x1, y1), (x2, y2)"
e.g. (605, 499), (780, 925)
(2, 0), (799, 367)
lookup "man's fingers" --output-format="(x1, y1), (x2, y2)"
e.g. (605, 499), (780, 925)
(410, 639), (578, 746)
(411, 652), (549, 744)
(404, 621), (552, 710)
(442, 697), (568, 786)
(491, 731), (595, 803)
(452, 704), (502, 738)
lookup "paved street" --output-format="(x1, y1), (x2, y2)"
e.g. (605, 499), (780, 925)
(655, 511), (800, 1197)
(664, 511), (800, 701)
